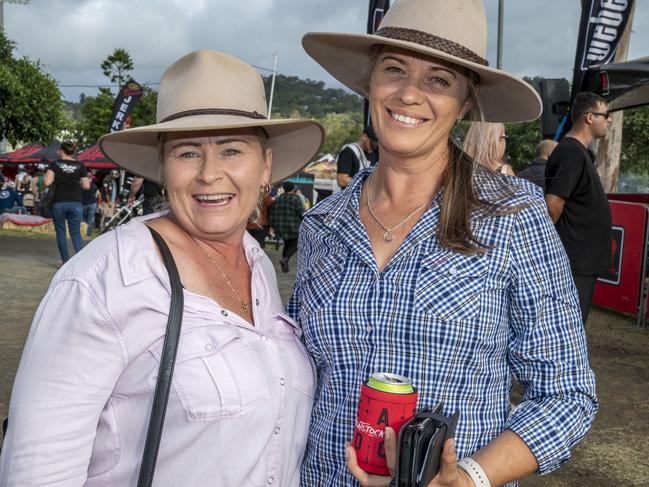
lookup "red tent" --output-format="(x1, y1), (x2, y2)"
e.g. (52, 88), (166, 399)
(0, 140), (61, 165)
(0, 143), (46, 164)
(76, 144), (117, 169)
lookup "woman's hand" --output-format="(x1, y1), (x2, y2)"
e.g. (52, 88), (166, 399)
(345, 427), (397, 487)
(425, 439), (474, 487)
(346, 431), (474, 487)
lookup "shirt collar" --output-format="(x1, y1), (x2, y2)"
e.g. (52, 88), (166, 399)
(116, 209), (265, 287)
(306, 167), (374, 230)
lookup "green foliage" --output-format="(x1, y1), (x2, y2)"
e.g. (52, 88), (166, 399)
(0, 30), (65, 146)
(75, 88), (114, 146)
(505, 119), (543, 172)
(264, 74), (363, 119)
(74, 85), (158, 147)
(620, 105), (649, 175)
(100, 48), (135, 85)
(317, 112), (364, 155)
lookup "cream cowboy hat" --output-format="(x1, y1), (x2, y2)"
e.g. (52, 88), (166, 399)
(302, 0), (541, 123)
(99, 50), (325, 184)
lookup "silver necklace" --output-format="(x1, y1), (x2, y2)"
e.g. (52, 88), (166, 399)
(191, 236), (249, 314)
(366, 173), (432, 243)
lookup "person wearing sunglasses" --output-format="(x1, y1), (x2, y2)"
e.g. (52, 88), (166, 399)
(545, 91), (613, 323)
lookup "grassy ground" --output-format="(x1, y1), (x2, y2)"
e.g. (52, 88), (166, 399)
(1, 230), (648, 486)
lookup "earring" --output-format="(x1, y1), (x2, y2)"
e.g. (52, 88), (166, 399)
(260, 182), (271, 196)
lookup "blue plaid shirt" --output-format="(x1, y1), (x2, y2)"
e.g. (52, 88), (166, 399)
(288, 167), (597, 486)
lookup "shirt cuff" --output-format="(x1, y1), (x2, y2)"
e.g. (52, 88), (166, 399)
(505, 401), (571, 475)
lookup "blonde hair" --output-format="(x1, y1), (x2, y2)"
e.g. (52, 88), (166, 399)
(462, 122), (505, 171)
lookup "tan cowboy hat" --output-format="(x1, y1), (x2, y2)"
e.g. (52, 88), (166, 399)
(99, 50), (325, 184)
(302, 0), (541, 123)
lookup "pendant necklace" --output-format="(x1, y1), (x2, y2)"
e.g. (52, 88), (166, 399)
(366, 173), (432, 243)
(191, 236), (249, 314)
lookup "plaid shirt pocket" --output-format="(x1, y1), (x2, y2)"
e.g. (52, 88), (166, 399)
(298, 256), (346, 314)
(415, 252), (489, 322)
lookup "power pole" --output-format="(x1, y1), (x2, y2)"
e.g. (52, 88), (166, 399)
(594, 2), (635, 192)
(267, 52), (278, 119)
(497, 0), (504, 69)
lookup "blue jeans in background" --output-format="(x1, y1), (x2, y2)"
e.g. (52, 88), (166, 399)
(82, 203), (97, 237)
(51, 202), (84, 262)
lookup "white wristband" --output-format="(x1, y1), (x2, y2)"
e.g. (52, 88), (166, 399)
(457, 457), (491, 487)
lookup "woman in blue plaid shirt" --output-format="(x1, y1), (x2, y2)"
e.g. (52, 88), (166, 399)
(291, 1), (597, 486)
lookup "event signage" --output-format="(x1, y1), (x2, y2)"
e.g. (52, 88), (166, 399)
(109, 81), (144, 133)
(571, 0), (635, 99)
(592, 201), (647, 316)
(367, 0), (390, 34)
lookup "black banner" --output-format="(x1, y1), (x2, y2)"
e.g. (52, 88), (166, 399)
(570, 0), (634, 101)
(365, 0), (391, 125)
(109, 81), (143, 133)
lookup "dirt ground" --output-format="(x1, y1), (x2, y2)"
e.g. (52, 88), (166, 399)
(1, 230), (648, 486)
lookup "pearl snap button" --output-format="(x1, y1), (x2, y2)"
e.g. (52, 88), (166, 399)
(205, 343), (214, 351)
(448, 265), (458, 276)
(221, 309), (228, 316)
(366, 325), (373, 333)
(274, 426), (280, 434)
(267, 477), (274, 485)
(280, 378), (286, 386)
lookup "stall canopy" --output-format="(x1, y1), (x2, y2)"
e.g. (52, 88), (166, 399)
(76, 144), (117, 169)
(0, 140), (61, 165)
(583, 57), (649, 112)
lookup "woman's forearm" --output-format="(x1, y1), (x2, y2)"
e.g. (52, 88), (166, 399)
(471, 429), (538, 486)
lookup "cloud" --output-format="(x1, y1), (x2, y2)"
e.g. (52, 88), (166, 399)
(3, 0), (647, 101)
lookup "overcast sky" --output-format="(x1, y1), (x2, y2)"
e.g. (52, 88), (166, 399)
(3, 0), (648, 102)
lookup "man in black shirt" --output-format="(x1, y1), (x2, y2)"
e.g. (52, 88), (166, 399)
(336, 124), (379, 189)
(545, 92), (612, 323)
(518, 139), (557, 191)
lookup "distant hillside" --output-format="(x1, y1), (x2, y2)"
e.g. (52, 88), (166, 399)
(61, 74), (363, 122)
(262, 74), (363, 119)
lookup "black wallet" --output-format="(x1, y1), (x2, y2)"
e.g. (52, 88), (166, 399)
(395, 403), (459, 487)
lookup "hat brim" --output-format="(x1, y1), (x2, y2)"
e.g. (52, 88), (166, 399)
(99, 115), (325, 184)
(303, 32), (542, 123)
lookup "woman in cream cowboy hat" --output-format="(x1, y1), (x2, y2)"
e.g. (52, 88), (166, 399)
(0, 50), (323, 487)
(289, 1), (596, 486)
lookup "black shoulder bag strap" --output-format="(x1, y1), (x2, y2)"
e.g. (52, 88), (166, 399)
(138, 227), (184, 487)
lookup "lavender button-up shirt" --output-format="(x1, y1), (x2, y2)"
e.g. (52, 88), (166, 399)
(0, 212), (315, 486)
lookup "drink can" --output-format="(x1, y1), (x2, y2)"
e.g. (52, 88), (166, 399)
(353, 372), (418, 475)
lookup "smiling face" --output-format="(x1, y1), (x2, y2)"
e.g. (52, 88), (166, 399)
(162, 128), (272, 242)
(368, 47), (473, 161)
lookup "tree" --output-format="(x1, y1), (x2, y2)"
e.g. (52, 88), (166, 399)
(100, 48), (134, 86)
(316, 112), (363, 155)
(0, 30), (65, 146)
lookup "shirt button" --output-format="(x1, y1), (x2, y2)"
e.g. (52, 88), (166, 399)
(280, 378), (286, 386)
(267, 477), (275, 485)
(366, 325), (373, 333)
(255, 299), (260, 306)
(274, 426), (280, 435)
(205, 343), (214, 351)
(221, 309), (228, 316)
(448, 265), (458, 276)
(253, 247), (259, 252)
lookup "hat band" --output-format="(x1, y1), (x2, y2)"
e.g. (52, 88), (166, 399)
(374, 27), (488, 67)
(159, 108), (267, 124)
